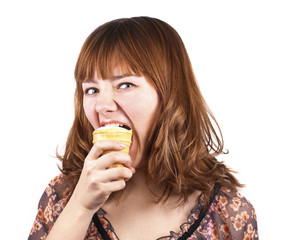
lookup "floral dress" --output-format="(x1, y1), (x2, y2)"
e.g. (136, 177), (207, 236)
(28, 174), (258, 240)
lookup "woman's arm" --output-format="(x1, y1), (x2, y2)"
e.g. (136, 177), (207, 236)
(29, 140), (134, 240)
(45, 200), (95, 240)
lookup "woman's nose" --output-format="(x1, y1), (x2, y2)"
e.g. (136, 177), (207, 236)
(94, 90), (118, 114)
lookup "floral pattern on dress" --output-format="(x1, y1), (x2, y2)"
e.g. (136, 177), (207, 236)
(28, 174), (258, 240)
(28, 175), (70, 239)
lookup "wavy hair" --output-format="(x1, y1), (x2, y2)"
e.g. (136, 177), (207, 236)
(59, 16), (242, 205)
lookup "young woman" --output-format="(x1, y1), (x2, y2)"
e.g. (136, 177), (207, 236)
(29, 17), (258, 240)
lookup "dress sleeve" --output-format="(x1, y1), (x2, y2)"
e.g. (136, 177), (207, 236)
(213, 187), (259, 239)
(28, 175), (70, 240)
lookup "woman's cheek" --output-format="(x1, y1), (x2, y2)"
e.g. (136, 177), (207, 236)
(83, 99), (98, 129)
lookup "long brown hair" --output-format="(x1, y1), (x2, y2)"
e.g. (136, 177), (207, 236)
(59, 16), (242, 204)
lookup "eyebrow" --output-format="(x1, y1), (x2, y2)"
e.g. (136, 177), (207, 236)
(110, 74), (131, 80)
(83, 74), (132, 83)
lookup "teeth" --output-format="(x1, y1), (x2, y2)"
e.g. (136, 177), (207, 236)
(103, 123), (131, 130)
(104, 123), (121, 128)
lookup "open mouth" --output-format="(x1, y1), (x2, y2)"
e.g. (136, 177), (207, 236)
(103, 123), (131, 130)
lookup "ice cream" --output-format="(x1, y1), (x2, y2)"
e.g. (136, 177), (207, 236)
(92, 124), (132, 168)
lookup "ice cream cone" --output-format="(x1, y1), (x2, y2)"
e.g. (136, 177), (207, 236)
(93, 126), (132, 168)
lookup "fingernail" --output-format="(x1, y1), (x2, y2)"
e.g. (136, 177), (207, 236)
(130, 167), (136, 174)
(119, 142), (126, 148)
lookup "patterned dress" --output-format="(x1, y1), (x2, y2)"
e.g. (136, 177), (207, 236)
(28, 174), (258, 240)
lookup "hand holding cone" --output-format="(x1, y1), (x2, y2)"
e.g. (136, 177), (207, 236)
(93, 126), (132, 168)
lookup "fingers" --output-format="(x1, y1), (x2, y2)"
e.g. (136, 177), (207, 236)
(71, 152), (134, 211)
(105, 179), (127, 193)
(86, 140), (126, 161)
(83, 140), (135, 184)
(85, 167), (132, 194)
(100, 165), (134, 182)
(85, 139), (134, 173)
(97, 151), (133, 169)
(84, 151), (134, 185)
(71, 140), (134, 211)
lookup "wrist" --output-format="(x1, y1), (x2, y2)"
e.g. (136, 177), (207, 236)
(64, 197), (97, 221)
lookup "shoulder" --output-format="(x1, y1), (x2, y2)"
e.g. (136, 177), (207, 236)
(46, 174), (71, 200)
(207, 186), (258, 239)
(29, 174), (71, 238)
(215, 186), (256, 215)
(39, 173), (71, 217)
(39, 174), (71, 210)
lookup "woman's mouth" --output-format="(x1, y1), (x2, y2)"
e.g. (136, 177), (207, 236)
(102, 123), (131, 130)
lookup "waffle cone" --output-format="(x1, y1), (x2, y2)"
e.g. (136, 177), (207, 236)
(92, 126), (132, 168)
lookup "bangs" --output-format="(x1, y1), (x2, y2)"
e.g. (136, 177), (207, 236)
(74, 20), (145, 82)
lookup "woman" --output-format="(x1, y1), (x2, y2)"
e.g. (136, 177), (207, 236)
(29, 17), (258, 239)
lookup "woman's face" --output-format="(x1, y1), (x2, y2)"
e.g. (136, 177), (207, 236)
(82, 68), (159, 168)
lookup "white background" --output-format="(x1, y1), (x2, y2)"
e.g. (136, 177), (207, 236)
(0, 0), (289, 239)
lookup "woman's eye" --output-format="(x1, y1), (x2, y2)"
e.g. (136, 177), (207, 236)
(85, 88), (98, 95)
(119, 82), (134, 89)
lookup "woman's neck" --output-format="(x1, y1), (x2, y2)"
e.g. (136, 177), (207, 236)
(108, 168), (186, 208)
(122, 168), (157, 202)
(102, 167), (202, 218)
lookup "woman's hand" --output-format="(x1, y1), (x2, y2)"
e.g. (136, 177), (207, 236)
(69, 140), (135, 213)
(45, 141), (135, 240)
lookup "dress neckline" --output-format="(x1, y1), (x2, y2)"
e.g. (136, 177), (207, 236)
(93, 183), (220, 240)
